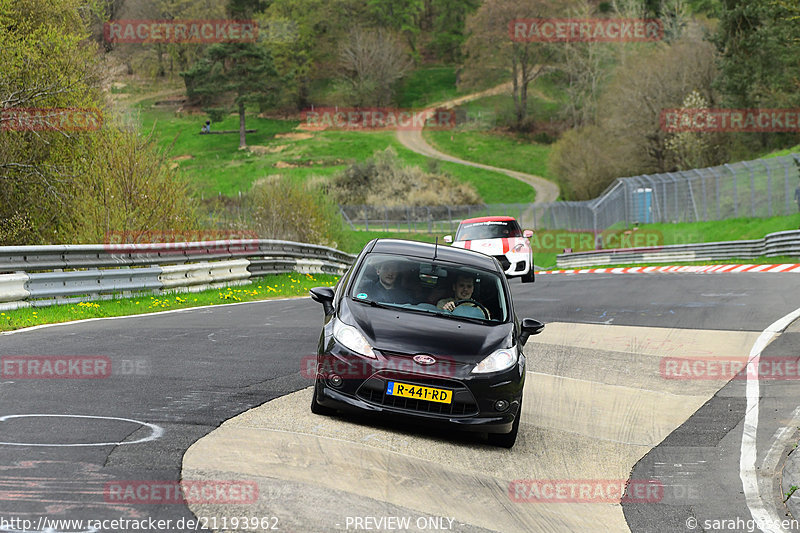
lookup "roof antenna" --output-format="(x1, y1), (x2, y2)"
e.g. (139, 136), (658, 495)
(433, 236), (439, 262)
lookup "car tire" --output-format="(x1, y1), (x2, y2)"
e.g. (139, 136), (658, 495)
(488, 398), (522, 448)
(310, 377), (336, 416)
(521, 270), (535, 283)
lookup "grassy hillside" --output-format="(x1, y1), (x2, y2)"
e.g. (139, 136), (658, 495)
(136, 103), (537, 203)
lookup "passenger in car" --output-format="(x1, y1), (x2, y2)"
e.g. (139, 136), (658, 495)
(436, 274), (489, 317)
(360, 259), (413, 304)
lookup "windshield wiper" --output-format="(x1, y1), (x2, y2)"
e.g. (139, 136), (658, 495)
(350, 297), (396, 310)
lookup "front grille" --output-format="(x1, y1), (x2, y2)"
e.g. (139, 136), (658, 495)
(356, 372), (479, 417)
(494, 255), (511, 270)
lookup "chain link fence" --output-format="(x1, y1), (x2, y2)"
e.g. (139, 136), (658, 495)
(339, 154), (800, 234)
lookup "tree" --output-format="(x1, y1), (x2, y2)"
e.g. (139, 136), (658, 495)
(367, 0), (423, 57)
(0, 0), (198, 244)
(0, 0), (102, 242)
(182, 42), (280, 148)
(461, 0), (570, 130)
(712, 0), (797, 108)
(338, 28), (411, 107)
(427, 0), (480, 62)
(550, 27), (721, 198)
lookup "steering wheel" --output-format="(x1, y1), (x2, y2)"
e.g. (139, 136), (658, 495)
(453, 299), (490, 319)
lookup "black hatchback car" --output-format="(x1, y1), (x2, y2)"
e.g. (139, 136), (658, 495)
(309, 239), (544, 448)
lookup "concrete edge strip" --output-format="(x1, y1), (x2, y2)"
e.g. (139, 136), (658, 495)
(740, 306), (800, 533)
(536, 264), (800, 275)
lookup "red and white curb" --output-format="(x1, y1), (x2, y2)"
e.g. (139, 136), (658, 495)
(537, 264), (800, 275)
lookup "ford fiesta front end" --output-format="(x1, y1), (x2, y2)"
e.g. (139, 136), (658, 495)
(308, 238), (544, 448)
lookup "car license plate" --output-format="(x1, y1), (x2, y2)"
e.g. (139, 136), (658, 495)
(386, 381), (452, 404)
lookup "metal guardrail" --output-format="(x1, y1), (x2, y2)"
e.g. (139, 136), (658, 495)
(0, 240), (356, 311)
(556, 230), (800, 268)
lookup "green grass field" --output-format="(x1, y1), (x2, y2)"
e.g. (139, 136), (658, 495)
(425, 130), (553, 181)
(630, 213), (800, 244)
(396, 66), (462, 108)
(137, 106), (537, 203)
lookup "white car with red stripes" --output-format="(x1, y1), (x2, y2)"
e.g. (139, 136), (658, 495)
(444, 216), (535, 283)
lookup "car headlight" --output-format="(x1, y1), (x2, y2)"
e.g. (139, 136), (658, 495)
(513, 243), (526, 252)
(472, 347), (517, 374)
(333, 319), (376, 359)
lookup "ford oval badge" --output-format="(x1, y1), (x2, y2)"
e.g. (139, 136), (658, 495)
(413, 354), (436, 366)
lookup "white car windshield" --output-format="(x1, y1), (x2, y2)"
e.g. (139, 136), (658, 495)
(456, 220), (523, 241)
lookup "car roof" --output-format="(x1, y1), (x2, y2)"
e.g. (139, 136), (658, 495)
(368, 238), (499, 271)
(459, 216), (517, 224)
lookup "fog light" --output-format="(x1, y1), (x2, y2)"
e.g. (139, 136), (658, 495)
(494, 399), (510, 412)
(329, 375), (343, 388)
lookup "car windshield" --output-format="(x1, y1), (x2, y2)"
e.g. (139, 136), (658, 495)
(456, 220), (523, 241)
(350, 253), (509, 323)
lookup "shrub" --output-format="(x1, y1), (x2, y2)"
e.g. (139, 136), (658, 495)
(330, 147), (481, 206)
(61, 127), (198, 243)
(247, 176), (346, 248)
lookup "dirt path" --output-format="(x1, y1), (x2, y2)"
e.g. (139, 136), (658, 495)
(396, 83), (560, 205)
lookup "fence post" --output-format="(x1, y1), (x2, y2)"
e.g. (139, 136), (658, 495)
(427, 207), (432, 233)
(407, 207), (412, 233)
(741, 160), (756, 217)
(725, 164), (738, 218)
(383, 207), (388, 231)
(785, 156), (793, 215)
(693, 169), (707, 221)
(447, 206), (452, 233)
(761, 160), (772, 217)
(364, 208), (369, 232)
(708, 167), (721, 220)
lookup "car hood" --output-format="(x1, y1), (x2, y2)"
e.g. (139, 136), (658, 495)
(341, 298), (513, 360)
(453, 237), (529, 255)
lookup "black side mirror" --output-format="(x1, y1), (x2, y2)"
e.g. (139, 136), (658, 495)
(519, 318), (545, 346)
(310, 286), (335, 315)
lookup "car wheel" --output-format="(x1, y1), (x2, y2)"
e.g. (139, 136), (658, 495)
(310, 377), (336, 416)
(488, 398), (522, 448)
(521, 270), (535, 283)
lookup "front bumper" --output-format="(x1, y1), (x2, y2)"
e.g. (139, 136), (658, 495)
(494, 251), (531, 277)
(313, 345), (524, 434)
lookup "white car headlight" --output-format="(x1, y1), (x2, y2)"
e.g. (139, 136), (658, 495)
(513, 243), (526, 252)
(333, 319), (376, 359)
(472, 347), (517, 374)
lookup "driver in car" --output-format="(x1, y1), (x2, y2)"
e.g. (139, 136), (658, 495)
(436, 274), (488, 317)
